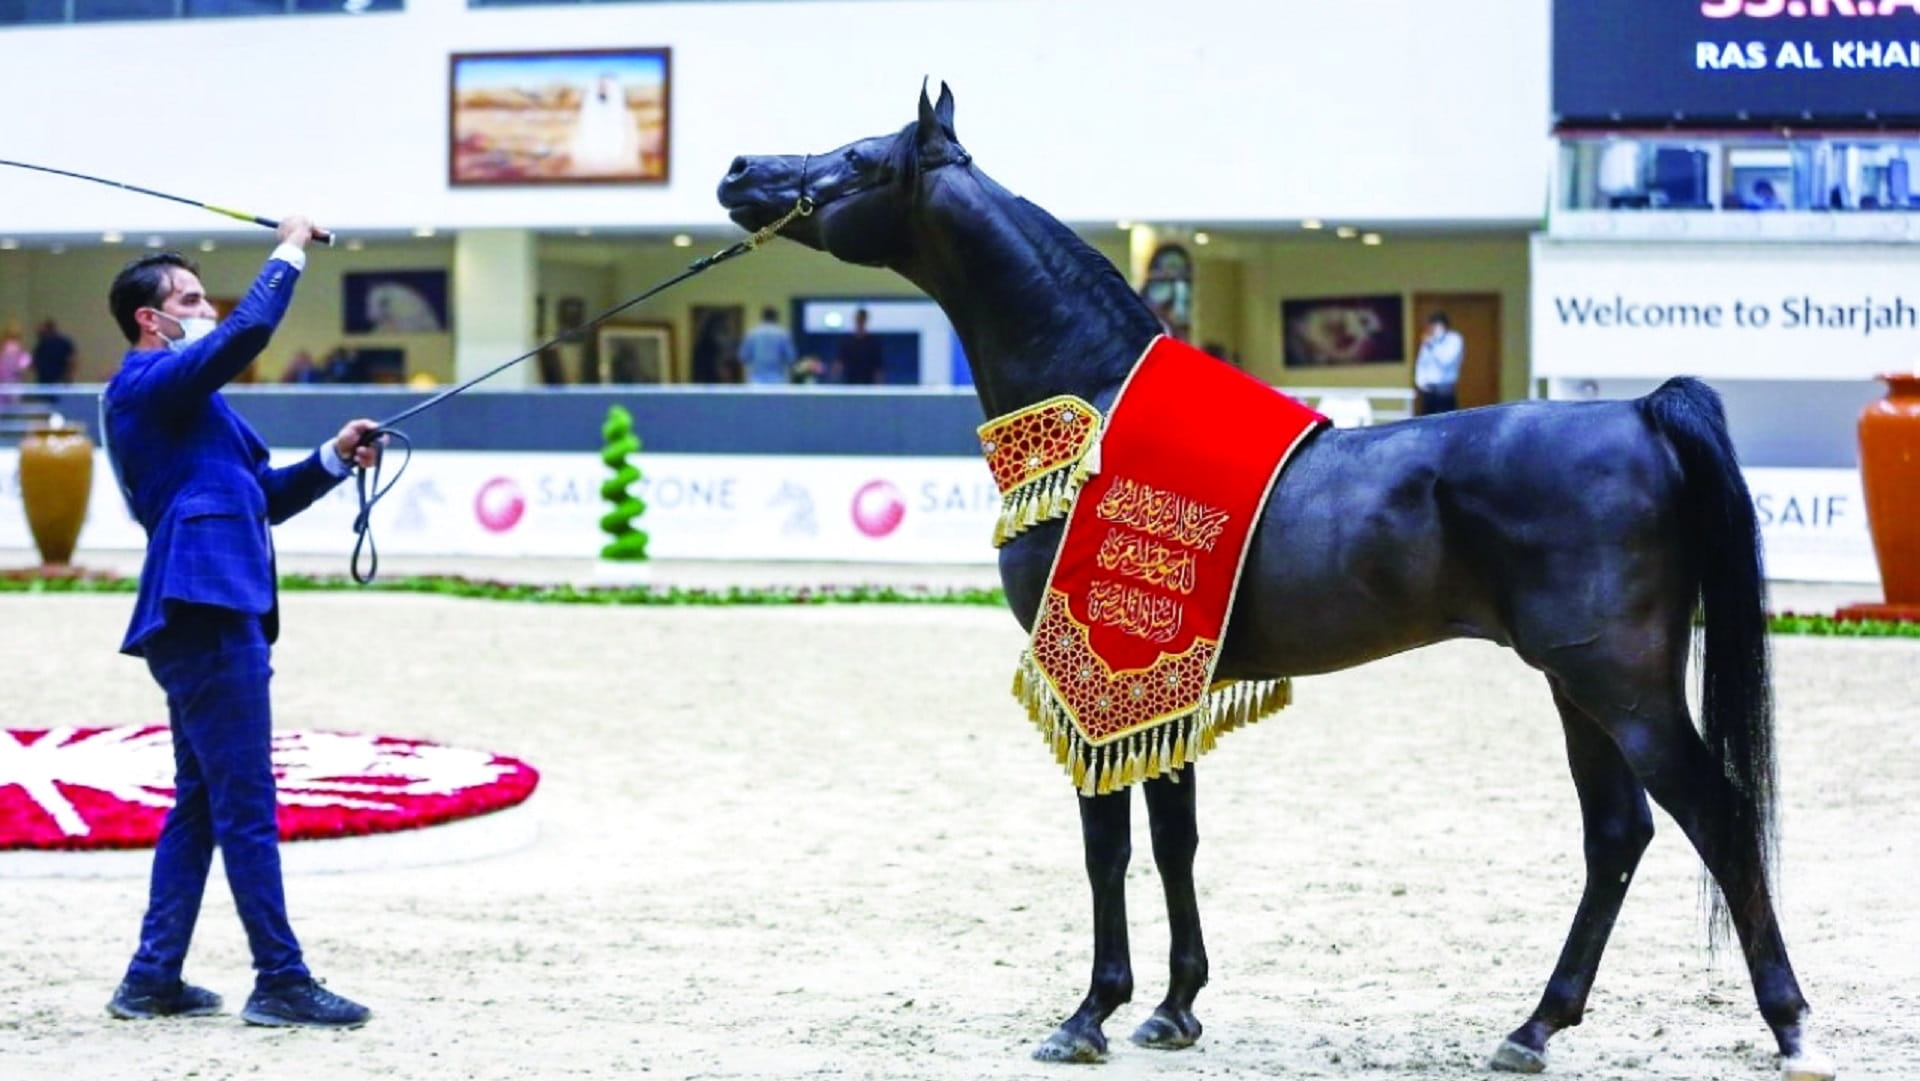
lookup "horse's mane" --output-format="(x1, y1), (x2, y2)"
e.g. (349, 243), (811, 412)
(1007, 196), (1163, 386)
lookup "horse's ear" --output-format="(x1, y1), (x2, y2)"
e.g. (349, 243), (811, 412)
(935, 81), (957, 137)
(918, 78), (938, 136)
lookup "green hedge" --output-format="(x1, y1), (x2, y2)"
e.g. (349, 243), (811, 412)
(2, 572), (1915, 636)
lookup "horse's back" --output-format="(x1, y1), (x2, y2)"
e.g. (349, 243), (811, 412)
(1222, 397), (1688, 679)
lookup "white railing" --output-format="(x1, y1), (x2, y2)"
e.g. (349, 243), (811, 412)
(1274, 386), (1416, 428)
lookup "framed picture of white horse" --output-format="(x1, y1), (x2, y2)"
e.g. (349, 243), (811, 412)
(450, 48), (671, 186)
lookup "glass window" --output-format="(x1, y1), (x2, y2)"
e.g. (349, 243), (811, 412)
(185, 0), (284, 15)
(1561, 134), (1920, 213)
(0, 0), (68, 24)
(74, 0), (175, 21)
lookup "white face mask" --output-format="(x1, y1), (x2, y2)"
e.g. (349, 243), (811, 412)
(154, 310), (217, 353)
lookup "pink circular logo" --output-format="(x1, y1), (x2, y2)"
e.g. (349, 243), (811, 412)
(850, 480), (906, 538)
(474, 477), (526, 533)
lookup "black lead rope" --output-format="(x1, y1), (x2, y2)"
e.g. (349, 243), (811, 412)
(346, 192), (815, 585)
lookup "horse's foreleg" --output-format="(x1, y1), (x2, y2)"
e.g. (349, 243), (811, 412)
(1493, 684), (1653, 1074)
(1131, 766), (1206, 1050)
(1032, 788), (1134, 1064)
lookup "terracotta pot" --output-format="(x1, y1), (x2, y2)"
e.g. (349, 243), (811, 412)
(1858, 373), (1920, 605)
(18, 424), (94, 568)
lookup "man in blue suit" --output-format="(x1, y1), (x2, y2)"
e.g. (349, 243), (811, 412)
(100, 217), (377, 1029)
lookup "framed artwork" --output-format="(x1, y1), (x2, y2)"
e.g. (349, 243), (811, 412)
(343, 271), (451, 335)
(689, 304), (745, 383)
(597, 322), (676, 384)
(450, 47), (672, 186)
(1280, 294), (1406, 368)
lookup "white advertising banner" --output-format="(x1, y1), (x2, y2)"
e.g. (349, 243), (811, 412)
(1532, 239), (1920, 381)
(0, 449), (1003, 566)
(0, 451), (1880, 583)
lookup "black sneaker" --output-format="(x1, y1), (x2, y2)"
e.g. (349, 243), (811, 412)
(241, 978), (371, 1029)
(107, 979), (223, 1019)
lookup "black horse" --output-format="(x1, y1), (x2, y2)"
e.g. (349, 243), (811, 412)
(716, 86), (1833, 1081)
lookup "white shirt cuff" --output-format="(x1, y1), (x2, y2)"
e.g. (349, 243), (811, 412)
(271, 243), (308, 272)
(318, 439), (352, 477)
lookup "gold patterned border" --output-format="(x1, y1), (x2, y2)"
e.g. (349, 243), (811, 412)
(1012, 589), (1290, 795)
(977, 396), (1102, 547)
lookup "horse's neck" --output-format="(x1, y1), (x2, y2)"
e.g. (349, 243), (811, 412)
(903, 181), (1158, 418)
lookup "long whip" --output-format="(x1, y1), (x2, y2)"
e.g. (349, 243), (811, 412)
(0, 158), (336, 245)
(345, 196), (815, 584)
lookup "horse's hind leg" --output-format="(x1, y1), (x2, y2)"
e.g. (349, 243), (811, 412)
(1131, 766), (1207, 1050)
(1555, 672), (1832, 1080)
(1492, 683), (1654, 1074)
(1032, 788), (1134, 1063)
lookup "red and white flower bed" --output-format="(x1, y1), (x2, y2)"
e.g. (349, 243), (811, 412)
(1, 726), (539, 850)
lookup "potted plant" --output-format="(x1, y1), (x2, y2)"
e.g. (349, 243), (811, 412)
(594, 404), (652, 584)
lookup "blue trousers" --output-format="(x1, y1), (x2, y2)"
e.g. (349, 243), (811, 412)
(124, 605), (308, 991)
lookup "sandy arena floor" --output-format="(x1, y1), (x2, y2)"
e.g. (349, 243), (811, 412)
(0, 573), (1915, 1081)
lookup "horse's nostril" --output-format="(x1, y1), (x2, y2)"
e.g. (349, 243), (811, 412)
(728, 157), (750, 178)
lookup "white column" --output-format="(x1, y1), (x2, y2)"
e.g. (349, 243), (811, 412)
(453, 229), (537, 388)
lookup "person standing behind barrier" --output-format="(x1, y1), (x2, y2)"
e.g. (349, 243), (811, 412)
(31, 318), (75, 385)
(737, 305), (796, 385)
(0, 320), (28, 404)
(833, 307), (884, 385)
(99, 217), (378, 1030)
(1413, 311), (1463, 415)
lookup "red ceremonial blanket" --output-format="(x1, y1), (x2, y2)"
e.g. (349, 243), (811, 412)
(989, 336), (1325, 794)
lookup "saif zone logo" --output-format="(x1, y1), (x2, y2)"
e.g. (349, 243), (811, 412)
(474, 476), (527, 533)
(850, 479), (907, 538)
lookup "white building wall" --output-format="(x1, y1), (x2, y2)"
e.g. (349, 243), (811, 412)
(0, 0), (1549, 237)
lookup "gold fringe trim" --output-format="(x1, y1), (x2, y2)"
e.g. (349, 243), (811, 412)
(1014, 649), (1290, 795)
(991, 448), (1099, 548)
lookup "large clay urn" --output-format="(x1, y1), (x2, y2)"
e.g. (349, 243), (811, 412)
(18, 420), (94, 568)
(1856, 373), (1920, 613)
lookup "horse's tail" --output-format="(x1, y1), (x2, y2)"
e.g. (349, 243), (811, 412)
(1638, 376), (1776, 953)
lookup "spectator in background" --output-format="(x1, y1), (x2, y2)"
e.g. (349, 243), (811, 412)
(833, 307), (884, 385)
(280, 349), (318, 385)
(737, 306), (796, 386)
(1743, 179), (1784, 210)
(1413, 312), (1463, 416)
(1, 320), (29, 403)
(689, 311), (734, 384)
(32, 318), (76, 385)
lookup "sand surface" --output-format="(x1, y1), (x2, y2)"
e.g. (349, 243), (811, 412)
(0, 587), (1914, 1081)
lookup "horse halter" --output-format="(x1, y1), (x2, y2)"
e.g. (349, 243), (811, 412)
(792, 139), (973, 209)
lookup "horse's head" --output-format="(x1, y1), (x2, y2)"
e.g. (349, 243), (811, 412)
(716, 82), (970, 267)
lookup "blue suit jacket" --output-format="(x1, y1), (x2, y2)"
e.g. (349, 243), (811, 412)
(103, 255), (345, 656)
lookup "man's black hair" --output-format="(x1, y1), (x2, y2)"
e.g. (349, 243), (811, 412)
(108, 252), (198, 344)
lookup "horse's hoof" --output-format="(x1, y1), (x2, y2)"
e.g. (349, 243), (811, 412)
(1780, 1048), (1836, 1081)
(1488, 1038), (1547, 1074)
(1130, 1010), (1201, 1050)
(1032, 1028), (1107, 1064)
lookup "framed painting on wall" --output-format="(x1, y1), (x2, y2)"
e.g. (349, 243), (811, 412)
(343, 270), (451, 335)
(450, 47), (671, 186)
(1280, 294), (1406, 368)
(597, 322), (676, 384)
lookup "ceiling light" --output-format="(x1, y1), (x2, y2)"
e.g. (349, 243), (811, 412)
(1193, 231), (1211, 246)
(1361, 233), (1382, 246)
(1335, 226), (1358, 239)
(50, 244), (67, 255)
(198, 239), (216, 252)
(1116, 220), (1133, 230)
(145, 235), (164, 249)
(1301, 219), (1324, 230)
(346, 238), (365, 252)
(0, 238), (17, 251)
(102, 231), (123, 244)
(574, 227), (593, 237)
(671, 234), (692, 248)
(413, 226), (436, 238)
